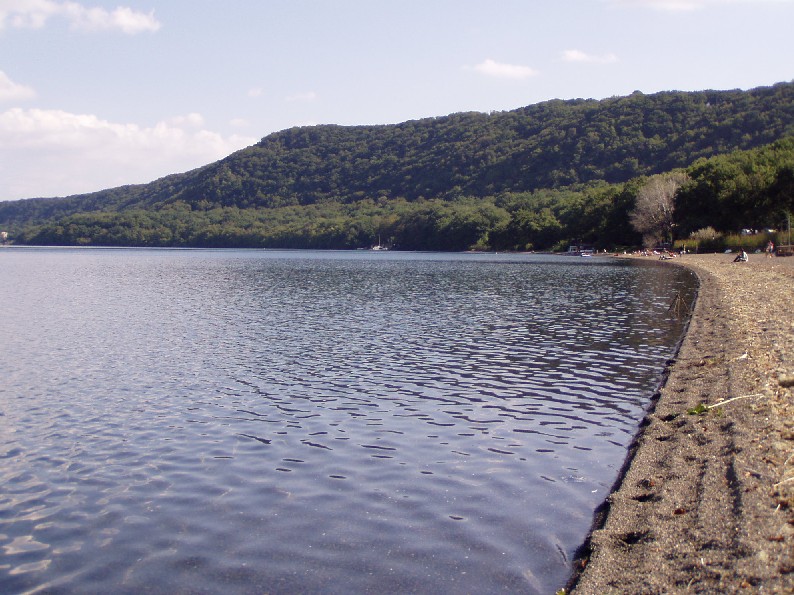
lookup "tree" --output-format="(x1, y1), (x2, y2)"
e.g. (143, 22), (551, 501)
(629, 172), (689, 247)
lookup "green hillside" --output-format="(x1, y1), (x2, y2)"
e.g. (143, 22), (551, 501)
(2, 82), (793, 250)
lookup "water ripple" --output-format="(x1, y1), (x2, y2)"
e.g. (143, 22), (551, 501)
(0, 249), (695, 594)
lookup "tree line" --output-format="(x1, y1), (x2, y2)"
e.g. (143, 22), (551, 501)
(1, 83), (793, 251)
(7, 136), (792, 252)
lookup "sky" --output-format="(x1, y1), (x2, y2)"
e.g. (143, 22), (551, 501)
(0, 0), (792, 201)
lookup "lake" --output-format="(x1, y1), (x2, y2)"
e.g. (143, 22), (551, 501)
(0, 248), (696, 594)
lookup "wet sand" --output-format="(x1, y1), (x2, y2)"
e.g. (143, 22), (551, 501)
(569, 253), (794, 594)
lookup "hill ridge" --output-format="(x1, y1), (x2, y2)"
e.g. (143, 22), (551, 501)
(1, 81), (792, 250)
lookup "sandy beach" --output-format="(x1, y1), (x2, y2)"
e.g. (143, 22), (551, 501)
(569, 253), (794, 594)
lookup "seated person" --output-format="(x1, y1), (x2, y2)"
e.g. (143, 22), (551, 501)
(733, 250), (748, 262)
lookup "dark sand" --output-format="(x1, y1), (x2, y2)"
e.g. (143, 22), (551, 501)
(569, 253), (794, 594)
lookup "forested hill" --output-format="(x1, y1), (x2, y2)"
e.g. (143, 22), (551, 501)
(2, 82), (793, 225)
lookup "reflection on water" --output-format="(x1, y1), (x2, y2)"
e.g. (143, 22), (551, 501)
(0, 249), (695, 594)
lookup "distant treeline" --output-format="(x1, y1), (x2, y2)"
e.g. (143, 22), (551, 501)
(7, 137), (792, 251)
(2, 83), (793, 250)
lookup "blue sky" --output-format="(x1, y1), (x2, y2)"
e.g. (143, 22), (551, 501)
(1, 0), (792, 201)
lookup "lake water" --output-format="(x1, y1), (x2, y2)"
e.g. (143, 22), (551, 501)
(0, 248), (696, 594)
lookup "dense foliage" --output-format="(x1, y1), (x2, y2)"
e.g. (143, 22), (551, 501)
(2, 82), (793, 251)
(5, 183), (652, 251)
(675, 136), (794, 235)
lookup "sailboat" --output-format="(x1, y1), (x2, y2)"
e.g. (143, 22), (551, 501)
(371, 235), (388, 251)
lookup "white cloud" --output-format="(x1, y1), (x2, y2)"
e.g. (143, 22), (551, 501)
(167, 112), (204, 128)
(65, 4), (161, 33)
(0, 1), (161, 34)
(562, 49), (618, 64)
(247, 87), (264, 98)
(471, 59), (538, 80)
(0, 70), (36, 101)
(0, 108), (256, 199)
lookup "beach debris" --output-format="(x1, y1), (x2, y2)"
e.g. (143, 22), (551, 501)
(767, 534), (785, 542)
(694, 355), (723, 367)
(711, 393), (765, 407)
(687, 393), (765, 415)
(774, 476), (794, 488)
(688, 403), (710, 415)
(668, 290), (691, 317)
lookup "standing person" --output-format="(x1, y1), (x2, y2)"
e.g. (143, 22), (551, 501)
(766, 240), (775, 258)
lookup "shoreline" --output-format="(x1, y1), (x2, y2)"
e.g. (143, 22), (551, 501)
(568, 253), (794, 593)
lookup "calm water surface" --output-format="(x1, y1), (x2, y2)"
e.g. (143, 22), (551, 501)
(0, 249), (696, 594)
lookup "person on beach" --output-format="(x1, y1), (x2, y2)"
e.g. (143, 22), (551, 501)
(734, 249), (748, 262)
(766, 240), (775, 257)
